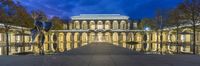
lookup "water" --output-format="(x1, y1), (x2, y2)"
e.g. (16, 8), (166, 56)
(123, 42), (197, 54)
(0, 42), (200, 55)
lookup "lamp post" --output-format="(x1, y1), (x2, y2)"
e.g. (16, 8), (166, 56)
(160, 16), (163, 55)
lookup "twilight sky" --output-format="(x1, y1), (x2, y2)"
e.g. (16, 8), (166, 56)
(14, 0), (183, 19)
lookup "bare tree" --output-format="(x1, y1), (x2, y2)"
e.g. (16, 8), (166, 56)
(180, 0), (200, 54)
(168, 7), (186, 53)
(155, 9), (170, 54)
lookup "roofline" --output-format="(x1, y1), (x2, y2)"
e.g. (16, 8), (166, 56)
(71, 14), (129, 20)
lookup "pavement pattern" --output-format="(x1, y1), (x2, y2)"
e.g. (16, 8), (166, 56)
(0, 42), (200, 66)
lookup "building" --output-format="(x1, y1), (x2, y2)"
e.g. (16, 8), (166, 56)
(63, 14), (133, 42)
(0, 14), (200, 55)
(48, 14), (200, 54)
(51, 14), (141, 52)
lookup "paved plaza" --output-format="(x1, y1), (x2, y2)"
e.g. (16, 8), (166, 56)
(0, 43), (200, 66)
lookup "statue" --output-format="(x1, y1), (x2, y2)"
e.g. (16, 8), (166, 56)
(31, 15), (52, 55)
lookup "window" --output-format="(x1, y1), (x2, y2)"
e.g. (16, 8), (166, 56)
(90, 21), (95, 30)
(105, 21), (110, 30)
(97, 21), (103, 29)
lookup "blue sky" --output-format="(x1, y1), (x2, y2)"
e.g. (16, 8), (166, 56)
(14, 0), (183, 19)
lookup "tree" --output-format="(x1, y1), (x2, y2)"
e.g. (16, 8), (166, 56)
(138, 18), (156, 30)
(31, 10), (48, 22)
(155, 9), (170, 54)
(0, 0), (18, 55)
(0, 0), (15, 25)
(14, 4), (34, 28)
(50, 16), (64, 30)
(168, 7), (186, 53)
(0, 0), (35, 55)
(180, 0), (200, 54)
(138, 18), (156, 51)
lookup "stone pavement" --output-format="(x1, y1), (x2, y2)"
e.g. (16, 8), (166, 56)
(0, 42), (200, 66)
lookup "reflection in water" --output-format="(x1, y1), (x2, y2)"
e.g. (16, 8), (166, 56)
(0, 41), (198, 55)
(56, 41), (194, 55)
(74, 42), (78, 48)
(124, 42), (194, 54)
(67, 42), (71, 50)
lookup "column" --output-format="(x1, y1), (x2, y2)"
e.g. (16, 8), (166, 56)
(79, 32), (82, 47)
(125, 32), (128, 48)
(118, 32), (121, 45)
(87, 21), (89, 30)
(103, 21), (105, 30)
(126, 21), (128, 29)
(118, 21), (120, 30)
(110, 21), (113, 30)
(71, 33), (74, 49)
(95, 21), (97, 30)
(87, 32), (90, 44)
(111, 32), (113, 44)
(53, 33), (58, 52)
(63, 33), (67, 51)
(80, 21), (82, 30)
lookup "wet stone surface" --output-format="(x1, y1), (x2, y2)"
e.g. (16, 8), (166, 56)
(0, 43), (200, 66)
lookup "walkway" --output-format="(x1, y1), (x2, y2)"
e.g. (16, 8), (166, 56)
(0, 42), (200, 66)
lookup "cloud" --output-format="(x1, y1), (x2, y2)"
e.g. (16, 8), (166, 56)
(14, 0), (183, 19)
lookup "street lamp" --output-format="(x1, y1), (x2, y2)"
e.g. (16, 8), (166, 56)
(145, 27), (150, 31)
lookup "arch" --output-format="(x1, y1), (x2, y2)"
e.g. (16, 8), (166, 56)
(66, 32), (72, 50)
(134, 32), (143, 51)
(182, 28), (193, 32)
(168, 30), (177, 42)
(181, 28), (192, 43)
(82, 21), (88, 30)
(105, 32), (111, 43)
(113, 20), (118, 30)
(97, 21), (103, 29)
(120, 32), (126, 48)
(105, 20), (111, 30)
(90, 21), (95, 30)
(127, 32), (134, 41)
(113, 32), (119, 45)
(120, 20), (126, 30)
(151, 32), (158, 42)
(135, 32), (142, 42)
(97, 32), (103, 42)
(74, 21), (80, 29)
(58, 33), (65, 52)
(43, 33), (50, 51)
(181, 28), (193, 52)
(74, 32), (79, 48)
(162, 32), (168, 42)
(89, 32), (95, 43)
(81, 33), (88, 46)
